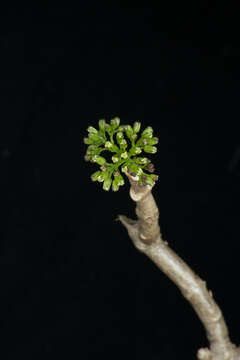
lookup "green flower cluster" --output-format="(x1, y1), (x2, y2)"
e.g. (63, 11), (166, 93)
(84, 117), (159, 191)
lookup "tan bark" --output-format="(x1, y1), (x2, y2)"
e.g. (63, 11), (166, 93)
(117, 173), (240, 360)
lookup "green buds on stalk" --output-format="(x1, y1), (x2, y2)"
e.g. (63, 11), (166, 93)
(84, 117), (159, 191)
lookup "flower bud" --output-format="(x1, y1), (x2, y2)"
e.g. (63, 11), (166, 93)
(133, 122), (141, 133)
(86, 145), (97, 156)
(147, 137), (159, 145)
(121, 165), (128, 173)
(103, 178), (112, 191)
(88, 145), (97, 151)
(115, 174), (124, 186)
(144, 174), (158, 185)
(91, 171), (102, 182)
(88, 133), (100, 142)
(105, 141), (113, 149)
(143, 145), (157, 154)
(112, 178), (120, 192)
(145, 163), (155, 173)
(116, 131), (124, 140)
(136, 167), (143, 176)
(84, 137), (93, 144)
(128, 163), (139, 175)
(145, 176), (155, 186)
(121, 151), (128, 159)
(134, 157), (149, 165)
(142, 126), (153, 138)
(119, 139), (127, 148)
(98, 119), (106, 131)
(84, 154), (91, 161)
(97, 171), (108, 182)
(112, 155), (119, 163)
(104, 123), (111, 134)
(110, 117), (120, 128)
(125, 125), (133, 138)
(92, 155), (106, 165)
(133, 147), (142, 155)
(87, 126), (98, 134)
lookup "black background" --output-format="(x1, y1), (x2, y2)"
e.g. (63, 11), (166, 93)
(1, 2), (240, 360)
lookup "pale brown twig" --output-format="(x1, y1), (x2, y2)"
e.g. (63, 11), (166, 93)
(118, 173), (240, 360)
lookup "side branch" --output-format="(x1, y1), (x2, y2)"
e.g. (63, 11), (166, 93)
(117, 175), (240, 360)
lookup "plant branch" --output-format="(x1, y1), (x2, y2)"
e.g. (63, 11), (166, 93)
(117, 174), (240, 360)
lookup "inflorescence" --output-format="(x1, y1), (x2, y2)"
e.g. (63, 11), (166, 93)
(84, 117), (159, 191)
